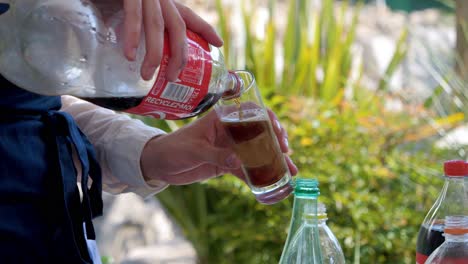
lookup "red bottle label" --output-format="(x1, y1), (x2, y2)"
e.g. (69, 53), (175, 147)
(416, 252), (428, 264)
(417, 253), (468, 264)
(126, 30), (213, 120)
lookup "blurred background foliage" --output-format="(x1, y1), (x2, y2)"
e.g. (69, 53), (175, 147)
(141, 0), (466, 263)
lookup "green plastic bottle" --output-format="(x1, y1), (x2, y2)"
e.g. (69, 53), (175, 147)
(279, 178), (323, 264)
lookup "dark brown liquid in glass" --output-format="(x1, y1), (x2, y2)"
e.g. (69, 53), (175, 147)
(221, 113), (287, 188)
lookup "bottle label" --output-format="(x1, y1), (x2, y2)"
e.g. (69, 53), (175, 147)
(428, 257), (468, 264)
(418, 253), (468, 264)
(125, 30), (213, 120)
(416, 252), (428, 264)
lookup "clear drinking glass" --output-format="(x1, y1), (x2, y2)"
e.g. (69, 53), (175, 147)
(214, 70), (293, 204)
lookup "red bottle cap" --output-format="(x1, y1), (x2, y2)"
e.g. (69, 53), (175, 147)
(444, 160), (468, 176)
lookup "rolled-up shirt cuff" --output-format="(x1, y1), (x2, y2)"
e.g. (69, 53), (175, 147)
(61, 95), (170, 198)
(101, 122), (169, 198)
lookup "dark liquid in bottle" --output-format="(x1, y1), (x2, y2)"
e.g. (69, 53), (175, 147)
(84, 96), (144, 111)
(82, 93), (221, 119)
(221, 109), (287, 188)
(416, 223), (445, 263)
(192, 93), (222, 116)
(417, 222), (468, 263)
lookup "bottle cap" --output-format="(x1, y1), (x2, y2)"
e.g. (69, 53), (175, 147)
(443, 160), (468, 177)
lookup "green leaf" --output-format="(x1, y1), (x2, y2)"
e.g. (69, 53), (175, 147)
(423, 85), (444, 108)
(281, 0), (301, 89)
(215, 0), (231, 66)
(321, 10), (344, 101)
(377, 28), (409, 92)
(242, 3), (257, 73)
(309, 9), (321, 97)
(262, 18), (277, 92)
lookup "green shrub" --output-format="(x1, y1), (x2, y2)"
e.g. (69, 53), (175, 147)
(149, 0), (465, 263)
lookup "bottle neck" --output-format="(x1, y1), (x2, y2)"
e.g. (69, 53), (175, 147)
(291, 195), (320, 224)
(443, 233), (468, 242)
(282, 195), (323, 263)
(443, 216), (468, 241)
(289, 178), (321, 228)
(434, 176), (466, 217)
(317, 215), (328, 225)
(279, 178), (322, 264)
(221, 71), (242, 99)
(445, 175), (465, 184)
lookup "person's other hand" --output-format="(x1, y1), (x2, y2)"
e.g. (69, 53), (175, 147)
(92, 0), (223, 81)
(140, 110), (298, 185)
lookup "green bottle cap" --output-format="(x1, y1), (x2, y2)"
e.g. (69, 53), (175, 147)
(293, 178), (320, 198)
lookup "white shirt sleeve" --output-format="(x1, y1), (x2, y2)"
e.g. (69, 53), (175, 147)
(60, 95), (169, 198)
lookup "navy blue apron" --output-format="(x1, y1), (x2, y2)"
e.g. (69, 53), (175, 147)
(0, 75), (103, 263)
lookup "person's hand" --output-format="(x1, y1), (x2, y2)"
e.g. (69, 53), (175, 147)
(92, 0), (223, 82)
(140, 110), (298, 185)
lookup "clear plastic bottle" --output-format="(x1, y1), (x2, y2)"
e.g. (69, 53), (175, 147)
(0, 0), (104, 96)
(279, 178), (324, 264)
(316, 203), (346, 264)
(424, 216), (468, 264)
(416, 160), (468, 264)
(0, 0), (242, 120)
(465, 171), (468, 213)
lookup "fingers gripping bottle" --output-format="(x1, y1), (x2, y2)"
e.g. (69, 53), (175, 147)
(425, 216), (468, 264)
(0, 0), (242, 120)
(416, 160), (468, 264)
(92, 10), (242, 120)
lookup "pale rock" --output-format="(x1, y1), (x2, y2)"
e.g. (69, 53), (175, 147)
(436, 125), (468, 151)
(121, 240), (197, 264)
(93, 192), (196, 263)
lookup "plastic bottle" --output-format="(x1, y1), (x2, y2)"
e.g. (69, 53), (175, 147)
(0, 0), (241, 120)
(465, 172), (468, 211)
(416, 160), (468, 264)
(424, 216), (468, 264)
(316, 203), (346, 264)
(280, 178), (345, 264)
(279, 178), (324, 264)
(279, 178), (345, 264)
(0, 0), (103, 96)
